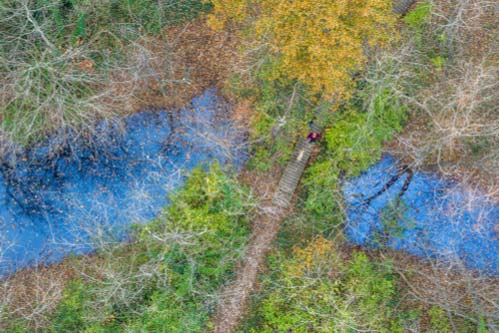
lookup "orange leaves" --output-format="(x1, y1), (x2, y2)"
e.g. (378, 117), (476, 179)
(287, 236), (337, 278)
(255, 0), (396, 100)
(206, 0), (250, 30)
(78, 59), (94, 72)
(208, 0), (397, 101)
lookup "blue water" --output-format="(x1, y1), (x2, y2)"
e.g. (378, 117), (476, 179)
(0, 89), (247, 276)
(343, 155), (499, 276)
(1, 95), (497, 278)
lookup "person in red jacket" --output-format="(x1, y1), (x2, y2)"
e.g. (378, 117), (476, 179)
(307, 131), (321, 143)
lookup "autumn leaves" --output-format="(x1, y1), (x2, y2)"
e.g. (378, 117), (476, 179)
(208, 0), (397, 102)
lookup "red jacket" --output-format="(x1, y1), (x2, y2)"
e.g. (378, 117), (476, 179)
(307, 132), (321, 141)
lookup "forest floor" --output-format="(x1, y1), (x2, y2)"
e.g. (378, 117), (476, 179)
(208, 161), (282, 332)
(212, 204), (282, 333)
(212, 135), (320, 332)
(2, 8), (498, 331)
(123, 17), (240, 114)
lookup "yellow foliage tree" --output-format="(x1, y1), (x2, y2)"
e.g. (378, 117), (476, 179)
(208, 0), (396, 100)
(207, 0), (250, 30)
(287, 236), (338, 278)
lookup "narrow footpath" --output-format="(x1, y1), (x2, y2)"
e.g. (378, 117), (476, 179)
(212, 122), (322, 333)
(211, 4), (416, 330)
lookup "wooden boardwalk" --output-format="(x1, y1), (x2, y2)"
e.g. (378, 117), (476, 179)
(272, 122), (322, 208)
(212, 123), (321, 333)
(393, 0), (416, 15)
(212, 4), (415, 330)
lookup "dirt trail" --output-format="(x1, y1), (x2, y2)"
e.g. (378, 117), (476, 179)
(212, 137), (317, 333)
(212, 206), (283, 333)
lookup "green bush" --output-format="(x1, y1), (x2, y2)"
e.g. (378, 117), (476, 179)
(227, 58), (315, 172)
(404, 2), (432, 34)
(243, 238), (408, 333)
(428, 306), (452, 333)
(300, 86), (407, 228)
(51, 281), (94, 332)
(325, 88), (406, 177)
(42, 164), (254, 332)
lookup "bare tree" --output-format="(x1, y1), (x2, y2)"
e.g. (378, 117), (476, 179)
(364, 0), (499, 198)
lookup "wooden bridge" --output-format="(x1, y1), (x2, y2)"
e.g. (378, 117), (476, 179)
(393, 0), (416, 15)
(213, 118), (325, 333)
(272, 121), (322, 208)
(212, 2), (416, 331)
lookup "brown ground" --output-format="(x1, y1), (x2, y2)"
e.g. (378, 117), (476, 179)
(209, 148), (292, 332)
(138, 17), (240, 110)
(0, 261), (78, 330)
(385, 0), (499, 201)
(104, 16), (241, 117)
(212, 206), (283, 333)
(385, 115), (499, 202)
(374, 248), (499, 330)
